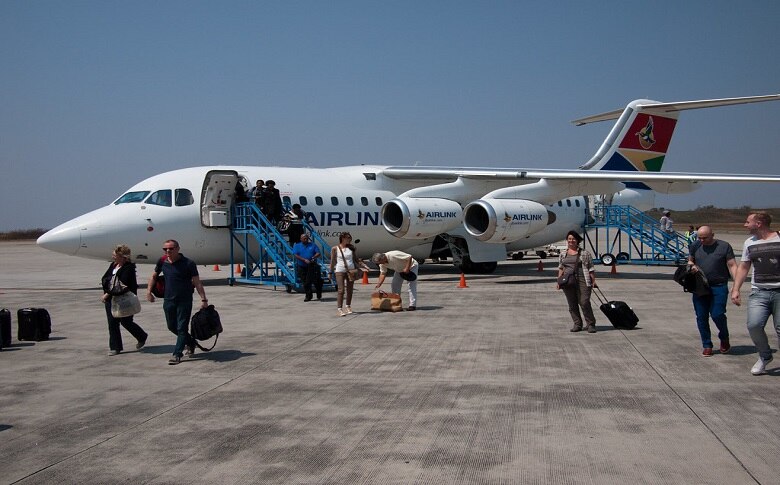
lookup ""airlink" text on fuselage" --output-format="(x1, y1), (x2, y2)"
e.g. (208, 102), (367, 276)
(305, 211), (380, 226)
(425, 211), (458, 219)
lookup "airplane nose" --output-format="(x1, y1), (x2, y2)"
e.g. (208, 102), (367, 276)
(37, 223), (82, 255)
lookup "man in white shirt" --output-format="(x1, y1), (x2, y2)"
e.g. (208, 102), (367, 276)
(372, 250), (419, 311)
(731, 212), (780, 375)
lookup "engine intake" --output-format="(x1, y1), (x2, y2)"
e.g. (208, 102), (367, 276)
(463, 199), (554, 243)
(381, 197), (462, 239)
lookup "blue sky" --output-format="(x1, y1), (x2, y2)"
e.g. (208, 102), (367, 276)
(1, 0), (779, 231)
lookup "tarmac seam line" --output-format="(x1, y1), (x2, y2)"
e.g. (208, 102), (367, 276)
(9, 316), (358, 484)
(616, 329), (761, 485)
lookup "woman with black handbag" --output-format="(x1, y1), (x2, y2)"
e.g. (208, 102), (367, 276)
(100, 245), (148, 355)
(556, 231), (598, 333)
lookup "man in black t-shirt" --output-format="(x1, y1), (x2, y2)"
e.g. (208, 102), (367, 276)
(687, 225), (737, 357)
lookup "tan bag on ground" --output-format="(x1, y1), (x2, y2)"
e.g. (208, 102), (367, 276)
(371, 291), (403, 312)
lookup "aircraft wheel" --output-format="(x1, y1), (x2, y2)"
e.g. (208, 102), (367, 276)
(512, 252), (525, 260)
(536, 250), (548, 259)
(601, 253), (616, 266)
(616, 252), (630, 261)
(285, 284), (293, 293)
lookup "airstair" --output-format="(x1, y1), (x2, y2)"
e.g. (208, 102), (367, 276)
(584, 203), (689, 266)
(229, 202), (335, 292)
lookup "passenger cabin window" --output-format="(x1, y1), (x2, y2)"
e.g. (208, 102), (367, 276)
(566, 199), (572, 207)
(346, 197), (354, 206)
(574, 199), (581, 207)
(114, 191), (150, 204)
(175, 189), (194, 206)
(557, 201), (563, 207)
(361, 197), (369, 206)
(299, 196), (308, 206)
(315, 196), (324, 206)
(146, 190), (172, 207)
(375, 197), (383, 206)
(331, 196), (338, 206)
(283, 196), (291, 207)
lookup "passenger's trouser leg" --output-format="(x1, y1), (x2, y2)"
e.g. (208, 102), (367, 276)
(746, 289), (780, 361)
(562, 286), (582, 328)
(692, 293), (713, 348)
(578, 282), (596, 327)
(709, 284), (730, 342)
(336, 272), (345, 308)
(163, 297), (193, 358)
(104, 300), (123, 351)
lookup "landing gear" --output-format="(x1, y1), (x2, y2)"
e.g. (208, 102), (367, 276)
(457, 256), (498, 274)
(601, 253), (615, 266)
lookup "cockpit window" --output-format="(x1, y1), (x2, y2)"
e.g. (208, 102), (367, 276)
(114, 191), (150, 204)
(146, 190), (172, 207)
(175, 189), (194, 206)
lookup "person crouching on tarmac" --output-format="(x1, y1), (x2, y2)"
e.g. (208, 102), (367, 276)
(372, 250), (418, 311)
(556, 230), (597, 333)
(146, 239), (209, 365)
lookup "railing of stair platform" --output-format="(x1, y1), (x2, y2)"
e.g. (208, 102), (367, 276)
(584, 204), (689, 266)
(229, 202), (334, 291)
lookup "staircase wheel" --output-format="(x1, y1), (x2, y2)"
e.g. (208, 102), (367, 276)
(616, 252), (630, 262)
(601, 253), (616, 266)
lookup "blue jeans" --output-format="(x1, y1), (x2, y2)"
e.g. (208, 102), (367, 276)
(691, 283), (729, 349)
(746, 288), (780, 361)
(163, 296), (194, 357)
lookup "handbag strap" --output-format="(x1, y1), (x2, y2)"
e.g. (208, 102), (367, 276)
(194, 334), (219, 352)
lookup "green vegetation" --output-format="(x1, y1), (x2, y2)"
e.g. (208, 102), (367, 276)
(0, 228), (48, 241)
(647, 207), (778, 232)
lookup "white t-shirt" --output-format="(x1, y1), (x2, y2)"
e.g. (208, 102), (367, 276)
(740, 232), (780, 289)
(379, 250), (417, 274)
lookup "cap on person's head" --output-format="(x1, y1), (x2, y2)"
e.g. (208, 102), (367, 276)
(371, 252), (385, 264)
(266, 180), (275, 186)
(663, 210), (671, 216)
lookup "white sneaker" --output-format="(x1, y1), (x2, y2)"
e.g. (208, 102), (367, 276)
(751, 358), (769, 376)
(345, 306), (353, 314)
(337, 308), (346, 317)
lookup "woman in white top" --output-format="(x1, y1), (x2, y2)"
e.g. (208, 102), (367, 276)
(329, 232), (362, 316)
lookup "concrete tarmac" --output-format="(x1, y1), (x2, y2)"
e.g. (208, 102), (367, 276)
(1, 237), (779, 484)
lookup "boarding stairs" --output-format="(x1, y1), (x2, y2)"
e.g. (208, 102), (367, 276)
(584, 204), (689, 266)
(229, 202), (334, 292)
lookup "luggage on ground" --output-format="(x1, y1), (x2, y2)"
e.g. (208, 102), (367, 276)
(593, 287), (639, 330)
(0, 308), (11, 348)
(190, 305), (223, 351)
(17, 308), (51, 341)
(370, 291), (403, 312)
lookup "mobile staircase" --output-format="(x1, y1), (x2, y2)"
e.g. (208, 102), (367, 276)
(584, 204), (689, 266)
(229, 202), (334, 292)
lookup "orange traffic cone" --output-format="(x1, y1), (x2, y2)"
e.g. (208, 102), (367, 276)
(213, 265), (220, 271)
(236, 263), (243, 274)
(362, 271), (370, 285)
(458, 273), (469, 288)
(610, 263), (617, 275)
(537, 260), (544, 272)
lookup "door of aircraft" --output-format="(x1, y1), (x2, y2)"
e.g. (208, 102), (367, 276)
(201, 170), (239, 228)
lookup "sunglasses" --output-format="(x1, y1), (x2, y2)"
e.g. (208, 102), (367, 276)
(162, 247), (177, 251)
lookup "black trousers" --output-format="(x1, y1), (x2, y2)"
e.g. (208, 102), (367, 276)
(297, 264), (323, 299)
(104, 300), (147, 352)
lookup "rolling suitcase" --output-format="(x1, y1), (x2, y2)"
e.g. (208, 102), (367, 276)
(0, 308), (11, 348)
(593, 287), (639, 330)
(17, 308), (51, 341)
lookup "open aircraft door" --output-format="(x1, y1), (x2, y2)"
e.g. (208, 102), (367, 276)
(201, 170), (239, 228)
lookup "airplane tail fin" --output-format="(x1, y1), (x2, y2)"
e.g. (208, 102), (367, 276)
(575, 94), (780, 175)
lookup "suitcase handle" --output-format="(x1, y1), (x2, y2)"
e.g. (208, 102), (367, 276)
(592, 285), (608, 305)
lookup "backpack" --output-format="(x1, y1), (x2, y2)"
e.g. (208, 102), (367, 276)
(190, 305), (223, 351)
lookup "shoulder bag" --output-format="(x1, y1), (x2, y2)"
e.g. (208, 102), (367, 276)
(557, 251), (579, 288)
(110, 275), (142, 318)
(339, 247), (362, 282)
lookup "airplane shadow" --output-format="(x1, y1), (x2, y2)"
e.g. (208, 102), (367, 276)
(0, 424), (12, 433)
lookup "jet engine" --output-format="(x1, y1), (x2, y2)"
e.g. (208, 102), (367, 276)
(381, 197), (463, 239)
(463, 199), (554, 243)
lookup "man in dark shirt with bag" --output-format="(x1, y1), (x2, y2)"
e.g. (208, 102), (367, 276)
(687, 225), (737, 357)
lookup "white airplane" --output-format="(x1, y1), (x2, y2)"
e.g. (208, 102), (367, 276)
(38, 94), (780, 273)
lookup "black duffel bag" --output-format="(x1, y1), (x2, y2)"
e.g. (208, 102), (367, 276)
(190, 304), (223, 351)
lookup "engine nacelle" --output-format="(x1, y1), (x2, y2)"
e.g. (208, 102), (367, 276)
(381, 197), (462, 239)
(463, 199), (553, 243)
